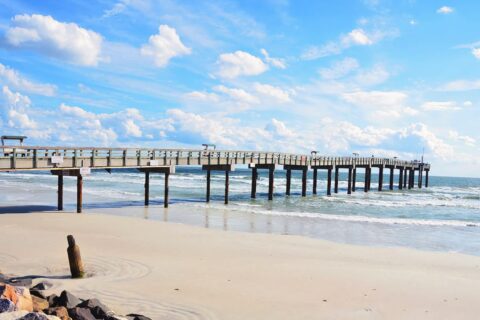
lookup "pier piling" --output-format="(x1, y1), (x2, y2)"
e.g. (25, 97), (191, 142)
(144, 171), (150, 206)
(301, 168), (307, 197)
(206, 170), (211, 202)
(327, 167), (332, 196)
(286, 169), (291, 196)
(225, 170), (229, 204)
(268, 167), (274, 200)
(251, 167), (257, 198)
(398, 167), (404, 190)
(164, 171), (169, 208)
(77, 174), (83, 213)
(364, 168), (369, 192)
(425, 169), (429, 187)
(312, 168), (318, 195)
(378, 166), (384, 191)
(389, 167), (394, 190)
(352, 167), (356, 192)
(57, 172), (63, 211)
(334, 166), (339, 194)
(347, 166), (353, 194)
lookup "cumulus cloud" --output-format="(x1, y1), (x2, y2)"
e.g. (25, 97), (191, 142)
(301, 28), (390, 60)
(265, 118), (295, 138)
(437, 6), (454, 14)
(421, 101), (461, 111)
(184, 91), (220, 102)
(354, 64), (390, 86)
(141, 25), (191, 67)
(4, 14), (103, 66)
(216, 51), (268, 79)
(319, 57), (359, 80)
(0, 86), (37, 130)
(440, 79), (480, 91)
(472, 48), (480, 59)
(213, 85), (259, 105)
(449, 130), (476, 146)
(254, 83), (292, 103)
(0, 63), (56, 96)
(260, 49), (286, 69)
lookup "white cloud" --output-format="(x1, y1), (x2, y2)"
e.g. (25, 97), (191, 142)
(102, 0), (128, 18)
(265, 118), (295, 138)
(1, 86), (37, 130)
(421, 101), (461, 111)
(406, 123), (454, 159)
(216, 51), (268, 79)
(449, 130), (476, 146)
(123, 119), (142, 137)
(354, 65), (390, 86)
(254, 83), (291, 103)
(319, 57), (359, 80)
(0, 63), (56, 96)
(260, 49), (286, 69)
(141, 25), (191, 67)
(301, 28), (391, 60)
(463, 100), (473, 107)
(184, 91), (220, 102)
(213, 85), (259, 105)
(5, 14), (103, 66)
(472, 48), (480, 59)
(440, 79), (480, 91)
(437, 6), (454, 14)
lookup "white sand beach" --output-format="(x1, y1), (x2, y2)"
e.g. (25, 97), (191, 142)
(1, 210), (479, 320)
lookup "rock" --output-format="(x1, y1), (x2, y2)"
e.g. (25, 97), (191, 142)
(32, 295), (49, 312)
(31, 282), (53, 291)
(0, 298), (16, 312)
(78, 299), (113, 318)
(15, 287), (33, 312)
(56, 291), (80, 309)
(0, 284), (18, 305)
(46, 307), (71, 320)
(68, 307), (96, 320)
(47, 294), (58, 307)
(8, 278), (33, 287)
(18, 312), (50, 320)
(126, 314), (152, 320)
(30, 289), (47, 300)
(0, 310), (29, 319)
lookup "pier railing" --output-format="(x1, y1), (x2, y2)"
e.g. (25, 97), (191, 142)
(0, 146), (429, 171)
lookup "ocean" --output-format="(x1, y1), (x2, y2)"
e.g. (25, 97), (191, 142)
(1, 167), (479, 255)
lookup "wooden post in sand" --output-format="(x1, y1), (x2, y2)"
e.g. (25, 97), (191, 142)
(67, 235), (85, 278)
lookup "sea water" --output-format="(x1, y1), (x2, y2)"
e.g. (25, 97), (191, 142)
(0, 167), (479, 255)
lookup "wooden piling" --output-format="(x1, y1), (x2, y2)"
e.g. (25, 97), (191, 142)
(378, 166), (384, 191)
(206, 170), (211, 202)
(403, 169), (408, 188)
(57, 172), (63, 211)
(301, 168), (307, 197)
(408, 169), (413, 189)
(334, 166), (339, 194)
(418, 166), (423, 189)
(389, 167), (394, 190)
(268, 167), (274, 200)
(67, 235), (84, 279)
(76, 174), (83, 213)
(425, 169), (429, 188)
(398, 168), (404, 190)
(224, 170), (229, 204)
(251, 167), (257, 198)
(327, 167), (332, 196)
(164, 172), (169, 208)
(144, 171), (150, 206)
(312, 168), (317, 195)
(286, 169), (291, 196)
(364, 168), (369, 192)
(367, 167), (371, 191)
(347, 166), (352, 194)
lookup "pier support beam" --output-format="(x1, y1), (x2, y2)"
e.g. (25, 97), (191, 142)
(327, 167), (332, 196)
(352, 167), (356, 192)
(164, 171), (170, 208)
(334, 166), (339, 194)
(249, 164), (275, 200)
(389, 167), (394, 190)
(203, 164), (234, 204)
(378, 166), (384, 191)
(404, 169), (408, 189)
(268, 167), (274, 200)
(144, 171), (150, 206)
(425, 169), (429, 188)
(286, 169), (291, 196)
(301, 167), (307, 197)
(347, 166), (353, 194)
(364, 167), (370, 192)
(312, 168), (317, 195)
(408, 169), (413, 189)
(418, 166), (423, 189)
(77, 174), (83, 213)
(251, 167), (257, 198)
(57, 172), (63, 211)
(398, 168), (404, 190)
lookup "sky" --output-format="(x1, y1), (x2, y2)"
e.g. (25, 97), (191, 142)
(0, 0), (479, 177)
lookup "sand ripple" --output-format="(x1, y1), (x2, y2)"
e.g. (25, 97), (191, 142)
(84, 256), (152, 281)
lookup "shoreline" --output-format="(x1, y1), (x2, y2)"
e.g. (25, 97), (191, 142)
(1, 211), (480, 319)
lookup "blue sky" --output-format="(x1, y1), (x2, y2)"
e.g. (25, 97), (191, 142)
(0, 0), (479, 177)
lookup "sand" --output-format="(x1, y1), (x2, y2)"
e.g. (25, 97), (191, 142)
(0, 211), (479, 320)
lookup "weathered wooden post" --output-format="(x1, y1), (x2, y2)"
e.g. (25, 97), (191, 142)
(425, 169), (429, 187)
(224, 170), (229, 204)
(144, 171), (150, 206)
(398, 168), (404, 190)
(378, 166), (384, 191)
(347, 166), (353, 194)
(164, 171), (169, 208)
(403, 168), (408, 188)
(206, 170), (211, 202)
(408, 169), (413, 189)
(327, 167), (332, 196)
(312, 168), (317, 195)
(286, 168), (291, 196)
(251, 167), (257, 198)
(301, 168), (307, 197)
(268, 167), (274, 200)
(67, 235), (84, 279)
(389, 167), (394, 190)
(58, 172), (63, 211)
(367, 167), (372, 191)
(418, 165), (423, 189)
(364, 168), (369, 192)
(334, 166), (339, 194)
(77, 174), (83, 213)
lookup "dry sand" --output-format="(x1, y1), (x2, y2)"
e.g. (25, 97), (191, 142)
(0, 211), (479, 320)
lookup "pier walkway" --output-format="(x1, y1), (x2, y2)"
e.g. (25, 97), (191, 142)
(0, 146), (430, 212)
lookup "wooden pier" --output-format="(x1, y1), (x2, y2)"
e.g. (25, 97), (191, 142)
(0, 146), (431, 212)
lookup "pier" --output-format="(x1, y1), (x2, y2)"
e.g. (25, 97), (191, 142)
(0, 146), (430, 212)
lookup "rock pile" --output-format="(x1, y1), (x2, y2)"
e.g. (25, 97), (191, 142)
(0, 277), (151, 320)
